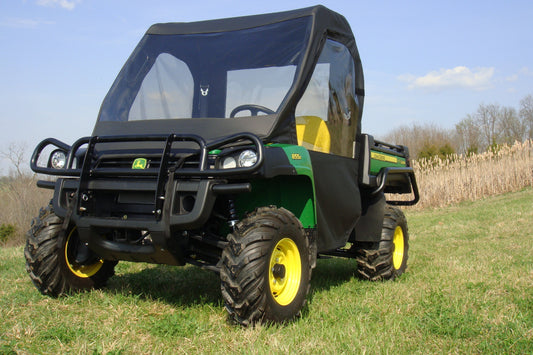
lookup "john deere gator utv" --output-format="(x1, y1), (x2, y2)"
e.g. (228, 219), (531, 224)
(26, 5), (418, 325)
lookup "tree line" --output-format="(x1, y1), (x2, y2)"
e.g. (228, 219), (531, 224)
(382, 94), (533, 159)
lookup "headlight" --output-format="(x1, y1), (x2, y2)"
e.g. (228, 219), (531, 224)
(222, 156), (237, 169)
(49, 150), (67, 169)
(238, 150), (257, 168)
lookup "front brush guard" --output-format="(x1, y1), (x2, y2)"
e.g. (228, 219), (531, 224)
(30, 133), (263, 265)
(31, 132), (264, 216)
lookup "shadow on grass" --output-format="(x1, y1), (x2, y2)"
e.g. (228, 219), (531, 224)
(311, 257), (359, 289)
(107, 264), (222, 307)
(105, 256), (361, 309)
(305, 257), (360, 304)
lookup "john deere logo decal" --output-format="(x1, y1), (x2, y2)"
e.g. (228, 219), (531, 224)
(371, 152), (398, 164)
(132, 158), (147, 169)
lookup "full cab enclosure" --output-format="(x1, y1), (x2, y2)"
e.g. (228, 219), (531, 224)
(94, 5), (366, 252)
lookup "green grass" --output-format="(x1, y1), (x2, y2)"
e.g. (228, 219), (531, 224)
(1, 188), (532, 354)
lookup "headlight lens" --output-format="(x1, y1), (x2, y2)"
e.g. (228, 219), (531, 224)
(238, 150), (257, 168)
(50, 150), (67, 169)
(221, 156), (237, 169)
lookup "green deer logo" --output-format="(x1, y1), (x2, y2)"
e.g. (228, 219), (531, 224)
(132, 158), (147, 170)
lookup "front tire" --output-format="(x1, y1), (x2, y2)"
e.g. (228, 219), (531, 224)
(220, 207), (312, 326)
(354, 206), (409, 281)
(24, 202), (116, 297)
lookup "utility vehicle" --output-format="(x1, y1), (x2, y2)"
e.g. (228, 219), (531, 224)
(27, 5), (419, 325)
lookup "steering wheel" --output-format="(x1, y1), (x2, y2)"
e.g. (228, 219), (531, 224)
(230, 104), (275, 118)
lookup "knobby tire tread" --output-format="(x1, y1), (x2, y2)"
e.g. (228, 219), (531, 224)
(354, 206), (409, 281)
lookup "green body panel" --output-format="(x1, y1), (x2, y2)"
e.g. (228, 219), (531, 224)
(370, 150), (406, 175)
(236, 176), (315, 228)
(269, 144), (314, 181)
(236, 144), (316, 228)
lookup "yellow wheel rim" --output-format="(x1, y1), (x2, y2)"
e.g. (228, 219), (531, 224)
(269, 238), (302, 306)
(392, 226), (404, 270)
(65, 227), (103, 278)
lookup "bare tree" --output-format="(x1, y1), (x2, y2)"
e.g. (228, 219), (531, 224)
(498, 106), (524, 144)
(0, 142), (28, 178)
(455, 114), (482, 154)
(519, 94), (533, 140)
(476, 103), (500, 149)
(381, 122), (457, 158)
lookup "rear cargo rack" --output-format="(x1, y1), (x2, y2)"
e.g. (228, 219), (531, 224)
(359, 134), (419, 206)
(372, 138), (408, 156)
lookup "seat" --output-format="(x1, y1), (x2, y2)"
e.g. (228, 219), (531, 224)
(296, 116), (331, 153)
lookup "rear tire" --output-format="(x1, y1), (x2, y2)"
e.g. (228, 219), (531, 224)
(220, 206), (312, 326)
(354, 206), (409, 281)
(24, 202), (116, 297)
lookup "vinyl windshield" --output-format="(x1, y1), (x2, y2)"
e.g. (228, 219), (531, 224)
(98, 17), (311, 123)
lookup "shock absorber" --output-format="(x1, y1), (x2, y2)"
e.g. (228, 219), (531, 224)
(227, 198), (238, 230)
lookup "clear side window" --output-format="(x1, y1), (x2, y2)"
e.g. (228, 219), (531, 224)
(129, 53), (194, 120)
(295, 39), (358, 157)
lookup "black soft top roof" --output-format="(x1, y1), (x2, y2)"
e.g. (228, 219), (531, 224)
(148, 5), (354, 38)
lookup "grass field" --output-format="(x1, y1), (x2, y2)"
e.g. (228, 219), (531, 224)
(1, 188), (531, 354)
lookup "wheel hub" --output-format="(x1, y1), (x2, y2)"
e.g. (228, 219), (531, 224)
(272, 263), (286, 279)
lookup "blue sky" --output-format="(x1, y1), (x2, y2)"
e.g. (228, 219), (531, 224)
(1, 0), (532, 174)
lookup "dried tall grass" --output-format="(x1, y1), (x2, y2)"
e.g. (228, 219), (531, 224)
(0, 176), (52, 246)
(404, 140), (533, 209)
